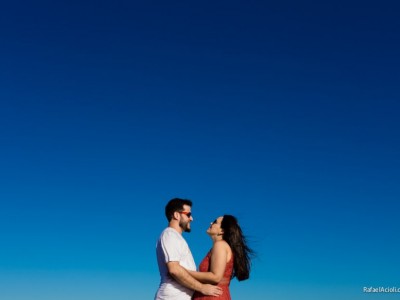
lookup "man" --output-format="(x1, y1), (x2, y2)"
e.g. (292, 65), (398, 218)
(155, 198), (222, 300)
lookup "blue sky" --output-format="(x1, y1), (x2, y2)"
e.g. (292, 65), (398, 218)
(1, 1), (400, 299)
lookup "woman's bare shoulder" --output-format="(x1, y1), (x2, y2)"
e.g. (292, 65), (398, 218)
(212, 240), (231, 254)
(212, 240), (232, 262)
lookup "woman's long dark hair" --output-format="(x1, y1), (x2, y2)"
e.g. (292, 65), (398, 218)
(221, 215), (254, 281)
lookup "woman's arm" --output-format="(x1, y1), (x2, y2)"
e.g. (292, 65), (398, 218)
(188, 241), (228, 284)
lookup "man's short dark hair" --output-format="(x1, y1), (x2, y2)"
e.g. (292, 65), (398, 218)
(165, 198), (192, 222)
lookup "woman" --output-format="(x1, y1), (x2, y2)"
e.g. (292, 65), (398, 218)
(189, 215), (254, 300)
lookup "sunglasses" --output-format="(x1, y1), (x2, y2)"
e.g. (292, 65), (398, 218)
(179, 211), (192, 218)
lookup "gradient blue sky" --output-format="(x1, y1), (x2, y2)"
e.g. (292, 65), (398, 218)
(1, 1), (400, 299)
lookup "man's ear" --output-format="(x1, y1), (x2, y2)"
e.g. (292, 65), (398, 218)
(173, 211), (180, 220)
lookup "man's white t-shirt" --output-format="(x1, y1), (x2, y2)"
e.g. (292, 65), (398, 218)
(155, 227), (196, 300)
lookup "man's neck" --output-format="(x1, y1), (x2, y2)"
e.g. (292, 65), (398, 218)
(169, 222), (183, 234)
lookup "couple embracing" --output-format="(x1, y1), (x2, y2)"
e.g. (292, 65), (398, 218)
(155, 198), (254, 300)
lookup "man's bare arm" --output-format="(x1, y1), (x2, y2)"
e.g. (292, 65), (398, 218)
(167, 262), (222, 296)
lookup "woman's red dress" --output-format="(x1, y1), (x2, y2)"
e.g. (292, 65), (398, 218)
(192, 251), (234, 300)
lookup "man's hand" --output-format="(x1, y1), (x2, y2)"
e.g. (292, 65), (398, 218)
(200, 284), (223, 297)
(167, 262), (222, 296)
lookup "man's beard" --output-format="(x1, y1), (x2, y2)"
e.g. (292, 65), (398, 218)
(179, 220), (191, 233)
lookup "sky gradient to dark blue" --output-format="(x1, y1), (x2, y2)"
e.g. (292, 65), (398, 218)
(1, 1), (400, 299)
